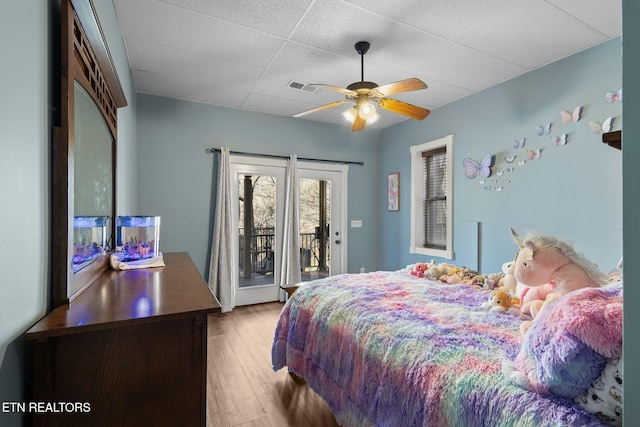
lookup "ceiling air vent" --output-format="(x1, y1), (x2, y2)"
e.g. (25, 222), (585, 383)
(287, 80), (317, 94)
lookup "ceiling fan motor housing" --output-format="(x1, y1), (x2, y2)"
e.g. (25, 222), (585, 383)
(355, 41), (370, 55)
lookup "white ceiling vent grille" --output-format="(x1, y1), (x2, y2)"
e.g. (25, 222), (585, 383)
(287, 80), (318, 93)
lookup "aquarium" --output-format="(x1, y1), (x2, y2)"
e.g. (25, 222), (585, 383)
(116, 216), (161, 262)
(73, 216), (109, 273)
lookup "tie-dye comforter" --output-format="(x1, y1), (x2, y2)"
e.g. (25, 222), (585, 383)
(272, 270), (607, 426)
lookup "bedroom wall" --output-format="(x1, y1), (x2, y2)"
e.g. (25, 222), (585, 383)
(378, 38), (623, 275)
(0, 1), (137, 426)
(135, 95), (382, 276)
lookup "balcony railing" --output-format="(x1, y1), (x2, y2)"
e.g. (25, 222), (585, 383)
(239, 227), (328, 277)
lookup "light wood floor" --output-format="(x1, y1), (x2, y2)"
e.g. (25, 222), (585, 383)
(206, 302), (340, 427)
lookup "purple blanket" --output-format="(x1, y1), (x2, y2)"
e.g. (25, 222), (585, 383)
(272, 270), (607, 426)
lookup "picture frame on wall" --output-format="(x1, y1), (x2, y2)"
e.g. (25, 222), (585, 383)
(387, 172), (400, 211)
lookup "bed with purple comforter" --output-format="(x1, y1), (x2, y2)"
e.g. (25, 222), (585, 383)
(272, 269), (622, 426)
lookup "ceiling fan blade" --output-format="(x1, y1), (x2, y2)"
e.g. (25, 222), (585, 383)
(352, 115), (366, 132)
(374, 78), (427, 97)
(378, 98), (430, 120)
(309, 84), (355, 95)
(293, 100), (350, 117)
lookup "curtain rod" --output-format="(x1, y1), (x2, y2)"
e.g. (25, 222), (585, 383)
(205, 147), (364, 166)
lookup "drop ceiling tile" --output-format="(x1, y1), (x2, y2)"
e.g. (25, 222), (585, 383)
(127, 38), (264, 94)
(267, 42), (397, 89)
(453, 0), (607, 69)
(164, 0), (314, 38)
(344, 0), (511, 39)
(114, 0), (284, 68)
(546, 0), (621, 38)
(288, 0), (443, 66)
(412, 42), (528, 91)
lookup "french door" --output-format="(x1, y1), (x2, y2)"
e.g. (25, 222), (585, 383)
(230, 156), (347, 306)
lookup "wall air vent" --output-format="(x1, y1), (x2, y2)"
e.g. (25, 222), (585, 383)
(287, 80), (318, 93)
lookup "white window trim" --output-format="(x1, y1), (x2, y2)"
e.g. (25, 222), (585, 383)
(409, 134), (454, 259)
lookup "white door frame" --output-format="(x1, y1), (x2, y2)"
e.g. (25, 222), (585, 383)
(229, 156), (348, 306)
(230, 156), (286, 306)
(297, 162), (348, 276)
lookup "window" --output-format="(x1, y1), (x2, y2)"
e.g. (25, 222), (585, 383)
(410, 135), (454, 259)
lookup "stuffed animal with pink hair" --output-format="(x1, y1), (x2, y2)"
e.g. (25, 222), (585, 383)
(510, 229), (608, 334)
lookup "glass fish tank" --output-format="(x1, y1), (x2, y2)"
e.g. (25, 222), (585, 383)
(116, 216), (161, 262)
(73, 216), (109, 273)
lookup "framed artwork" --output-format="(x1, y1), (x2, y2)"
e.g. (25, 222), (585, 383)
(387, 172), (400, 211)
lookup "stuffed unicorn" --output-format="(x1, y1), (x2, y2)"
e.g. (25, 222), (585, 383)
(510, 229), (608, 334)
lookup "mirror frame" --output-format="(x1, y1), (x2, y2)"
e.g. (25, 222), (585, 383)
(52, 0), (127, 306)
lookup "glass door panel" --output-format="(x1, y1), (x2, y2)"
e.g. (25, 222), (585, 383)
(299, 178), (331, 282)
(238, 174), (276, 288)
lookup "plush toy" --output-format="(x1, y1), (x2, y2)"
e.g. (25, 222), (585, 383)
(410, 262), (430, 278)
(497, 260), (517, 294)
(510, 228), (608, 334)
(482, 272), (503, 290)
(482, 289), (520, 314)
(427, 263), (459, 281)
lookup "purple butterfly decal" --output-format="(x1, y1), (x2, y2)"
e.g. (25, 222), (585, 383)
(536, 123), (551, 136)
(606, 89), (622, 104)
(463, 154), (493, 179)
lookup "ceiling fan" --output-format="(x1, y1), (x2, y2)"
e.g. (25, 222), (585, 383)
(294, 41), (431, 132)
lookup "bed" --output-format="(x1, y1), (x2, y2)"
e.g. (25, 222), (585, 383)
(272, 268), (622, 426)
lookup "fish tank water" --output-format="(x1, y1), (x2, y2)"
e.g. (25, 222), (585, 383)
(116, 216), (161, 262)
(73, 216), (109, 273)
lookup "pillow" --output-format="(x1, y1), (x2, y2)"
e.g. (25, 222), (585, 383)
(575, 355), (622, 426)
(506, 282), (622, 398)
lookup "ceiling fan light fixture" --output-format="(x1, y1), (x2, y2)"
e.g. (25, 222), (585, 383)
(342, 107), (357, 123)
(358, 101), (376, 120)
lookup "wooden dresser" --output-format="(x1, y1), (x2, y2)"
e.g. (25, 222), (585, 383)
(26, 252), (221, 426)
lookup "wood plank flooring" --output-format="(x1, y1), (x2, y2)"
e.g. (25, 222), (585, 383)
(207, 302), (340, 427)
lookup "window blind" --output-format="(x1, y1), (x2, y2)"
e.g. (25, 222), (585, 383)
(422, 148), (447, 249)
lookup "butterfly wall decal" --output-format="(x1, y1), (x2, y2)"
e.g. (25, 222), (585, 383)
(513, 138), (525, 149)
(588, 117), (614, 134)
(527, 149), (542, 160)
(463, 154), (494, 179)
(536, 123), (551, 136)
(504, 156), (516, 164)
(560, 106), (582, 124)
(606, 88), (622, 104)
(551, 134), (567, 146)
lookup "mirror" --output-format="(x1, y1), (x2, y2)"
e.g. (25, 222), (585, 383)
(52, 0), (126, 306)
(70, 81), (113, 278)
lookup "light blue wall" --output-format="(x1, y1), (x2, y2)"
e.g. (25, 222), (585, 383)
(136, 95), (381, 276)
(0, 4), (49, 425)
(0, 1), (137, 426)
(379, 38), (623, 275)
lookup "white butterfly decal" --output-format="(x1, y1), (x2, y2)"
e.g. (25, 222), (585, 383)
(606, 88), (622, 104)
(497, 171), (504, 176)
(560, 106), (582, 124)
(518, 160), (526, 166)
(513, 138), (525, 149)
(463, 154), (493, 179)
(495, 187), (504, 192)
(551, 134), (567, 146)
(588, 117), (614, 134)
(536, 123), (551, 136)
(506, 167), (514, 173)
(527, 149), (542, 160)
(504, 156), (516, 164)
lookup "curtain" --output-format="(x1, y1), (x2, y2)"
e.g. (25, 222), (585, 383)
(279, 154), (302, 300)
(208, 147), (235, 312)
